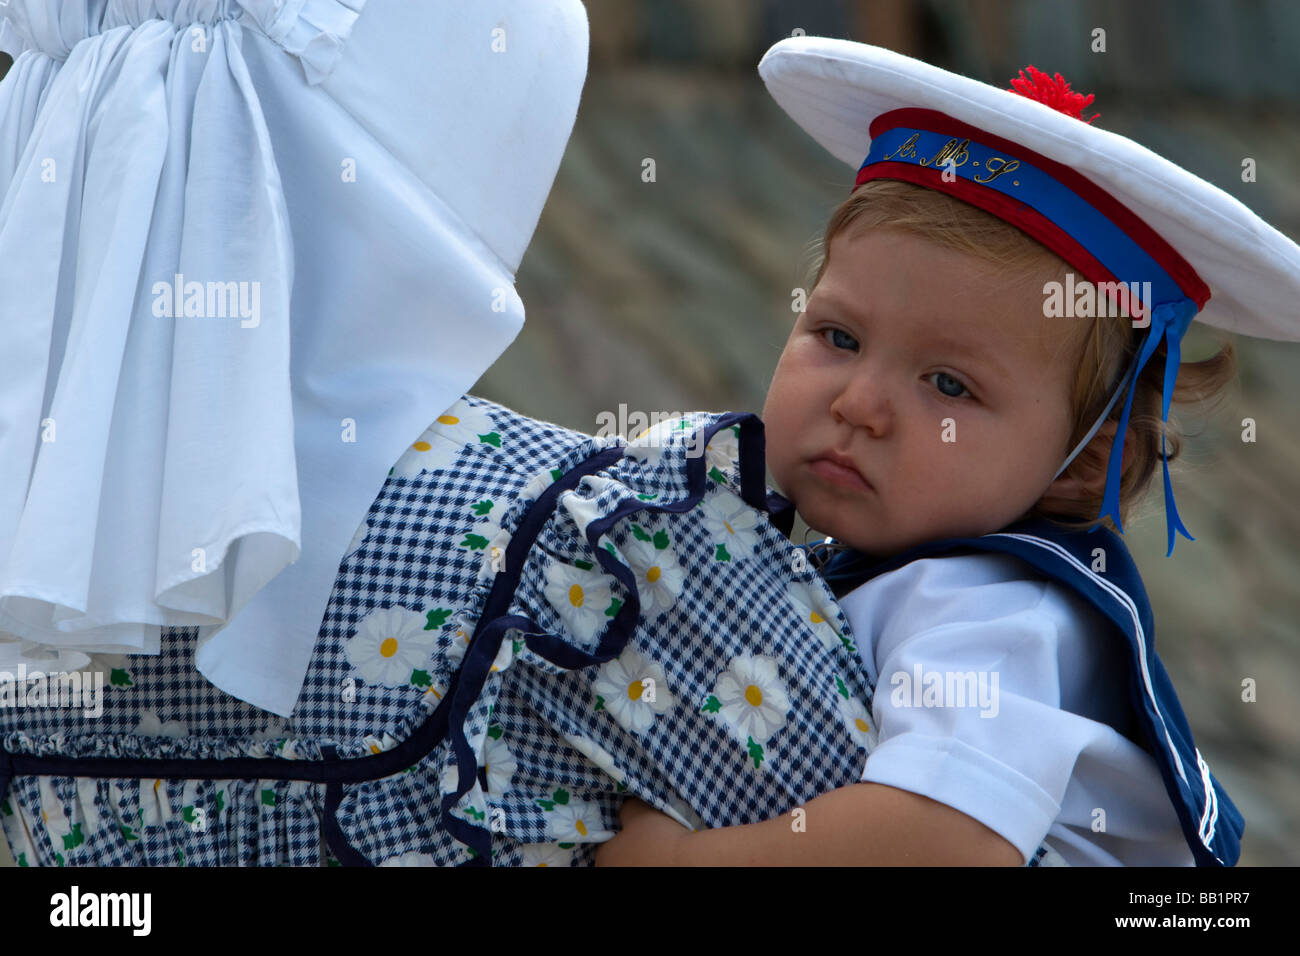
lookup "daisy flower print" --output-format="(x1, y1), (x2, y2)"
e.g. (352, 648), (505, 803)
(345, 606), (438, 687)
(591, 645), (674, 734)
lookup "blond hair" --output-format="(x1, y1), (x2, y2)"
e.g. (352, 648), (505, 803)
(808, 179), (1236, 532)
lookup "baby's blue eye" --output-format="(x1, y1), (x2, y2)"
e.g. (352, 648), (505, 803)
(821, 329), (863, 351)
(930, 372), (969, 399)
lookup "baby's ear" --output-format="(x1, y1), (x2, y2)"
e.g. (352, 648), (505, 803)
(1041, 420), (1133, 503)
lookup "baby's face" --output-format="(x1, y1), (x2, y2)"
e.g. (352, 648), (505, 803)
(762, 227), (1079, 558)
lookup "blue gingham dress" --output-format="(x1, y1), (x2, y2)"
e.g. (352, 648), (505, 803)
(1, 396), (1062, 866)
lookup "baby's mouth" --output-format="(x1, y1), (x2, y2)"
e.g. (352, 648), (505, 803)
(807, 454), (874, 494)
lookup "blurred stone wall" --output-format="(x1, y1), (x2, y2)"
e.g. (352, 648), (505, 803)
(587, 0), (1300, 106)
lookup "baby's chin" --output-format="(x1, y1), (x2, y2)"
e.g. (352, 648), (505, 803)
(787, 491), (943, 558)
(788, 497), (881, 554)
(800, 507), (1018, 559)
(778, 470), (944, 556)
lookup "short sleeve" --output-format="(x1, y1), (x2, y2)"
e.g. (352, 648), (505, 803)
(840, 555), (1136, 864)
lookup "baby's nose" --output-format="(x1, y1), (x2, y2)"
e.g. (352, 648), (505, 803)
(830, 373), (894, 435)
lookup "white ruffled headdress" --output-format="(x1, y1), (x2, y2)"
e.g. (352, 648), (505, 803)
(0, 0), (588, 715)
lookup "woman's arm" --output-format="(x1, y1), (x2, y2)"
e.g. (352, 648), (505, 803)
(594, 783), (1023, 866)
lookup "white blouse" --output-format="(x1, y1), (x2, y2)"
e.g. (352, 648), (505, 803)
(838, 552), (1195, 866)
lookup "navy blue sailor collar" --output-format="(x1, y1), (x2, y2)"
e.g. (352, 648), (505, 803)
(814, 517), (1245, 867)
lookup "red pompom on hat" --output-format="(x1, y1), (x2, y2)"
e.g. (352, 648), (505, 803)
(1008, 65), (1100, 124)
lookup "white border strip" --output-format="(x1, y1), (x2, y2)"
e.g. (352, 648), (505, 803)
(1195, 748), (1220, 848)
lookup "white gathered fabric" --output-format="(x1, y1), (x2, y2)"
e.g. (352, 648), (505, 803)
(0, 0), (588, 714)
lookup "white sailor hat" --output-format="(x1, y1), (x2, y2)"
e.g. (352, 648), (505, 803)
(0, 0), (588, 714)
(759, 37), (1300, 556)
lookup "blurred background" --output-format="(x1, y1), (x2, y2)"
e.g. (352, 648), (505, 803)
(0, 0), (1294, 866)
(474, 0), (1300, 865)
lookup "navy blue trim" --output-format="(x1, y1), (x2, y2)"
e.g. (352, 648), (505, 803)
(0, 749), (12, 810)
(320, 744), (372, 867)
(817, 517), (1244, 867)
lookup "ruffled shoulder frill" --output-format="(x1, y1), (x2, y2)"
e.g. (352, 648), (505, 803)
(0, 1), (366, 82)
(240, 0), (367, 85)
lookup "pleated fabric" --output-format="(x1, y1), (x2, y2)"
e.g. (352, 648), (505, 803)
(0, 0), (589, 715)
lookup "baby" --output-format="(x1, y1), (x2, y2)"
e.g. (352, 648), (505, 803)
(596, 176), (1235, 866)
(586, 33), (1293, 865)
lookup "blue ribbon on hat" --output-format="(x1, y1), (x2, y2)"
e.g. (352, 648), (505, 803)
(859, 127), (1191, 301)
(1098, 296), (1198, 556)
